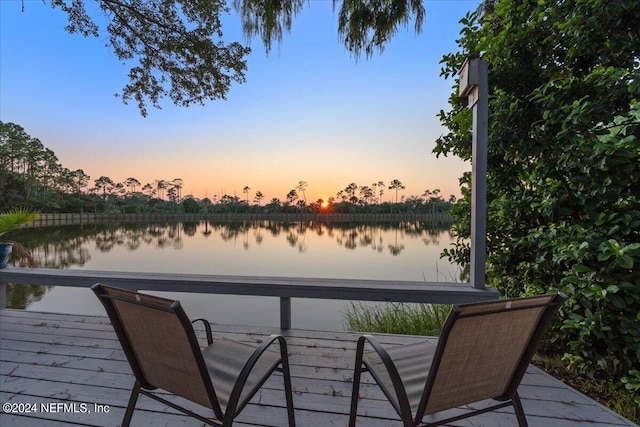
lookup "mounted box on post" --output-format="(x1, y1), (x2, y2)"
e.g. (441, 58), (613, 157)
(459, 57), (481, 107)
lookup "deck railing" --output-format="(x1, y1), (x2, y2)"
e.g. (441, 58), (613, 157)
(0, 267), (499, 329)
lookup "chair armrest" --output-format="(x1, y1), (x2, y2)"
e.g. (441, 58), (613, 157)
(357, 334), (413, 422)
(191, 318), (214, 345)
(225, 334), (288, 417)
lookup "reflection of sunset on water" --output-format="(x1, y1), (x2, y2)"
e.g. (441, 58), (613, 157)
(10, 220), (462, 330)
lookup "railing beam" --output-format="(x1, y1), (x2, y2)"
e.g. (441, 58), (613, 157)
(0, 267), (500, 329)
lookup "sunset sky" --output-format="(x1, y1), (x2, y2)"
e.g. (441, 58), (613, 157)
(1, 0), (478, 203)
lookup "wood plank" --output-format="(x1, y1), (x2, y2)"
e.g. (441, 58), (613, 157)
(0, 360), (386, 401)
(3, 372), (629, 427)
(0, 352), (554, 409)
(0, 309), (635, 427)
(0, 308), (435, 346)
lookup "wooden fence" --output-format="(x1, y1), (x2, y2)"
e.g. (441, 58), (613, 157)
(26, 212), (454, 227)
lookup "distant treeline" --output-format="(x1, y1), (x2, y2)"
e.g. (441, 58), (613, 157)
(0, 122), (455, 216)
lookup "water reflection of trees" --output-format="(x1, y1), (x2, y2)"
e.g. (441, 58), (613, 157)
(6, 284), (52, 309)
(13, 226), (92, 269)
(6, 220), (453, 310)
(11, 222), (188, 269)
(10, 220), (453, 271)
(324, 221), (450, 256)
(214, 220), (451, 256)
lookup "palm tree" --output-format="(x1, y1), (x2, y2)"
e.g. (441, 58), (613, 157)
(344, 183), (358, 204)
(430, 188), (441, 215)
(254, 190), (264, 206)
(388, 179), (405, 203)
(172, 178), (184, 201)
(166, 186), (178, 203)
(0, 208), (40, 267)
(296, 181), (308, 204)
(377, 180), (385, 203)
(266, 198), (281, 212)
(286, 189), (298, 205)
(142, 183), (155, 197)
(243, 186), (251, 204)
(155, 179), (167, 200)
(114, 182), (126, 198)
(359, 186), (374, 205)
(94, 176), (115, 200)
(124, 177), (141, 194)
(0, 208), (39, 239)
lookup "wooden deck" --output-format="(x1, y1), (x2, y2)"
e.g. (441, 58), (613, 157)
(0, 309), (636, 427)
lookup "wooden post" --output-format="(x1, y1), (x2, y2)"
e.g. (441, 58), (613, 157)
(280, 297), (291, 330)
(459, 57), (488, 289)
(0, 282), (6, 308)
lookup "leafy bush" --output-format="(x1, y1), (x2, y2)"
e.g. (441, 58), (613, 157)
(531, 106), (640, 381)
(436, 1), (640, 390)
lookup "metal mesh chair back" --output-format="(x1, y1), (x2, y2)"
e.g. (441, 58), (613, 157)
(421, 294), (562, 416)
(350, 293), (566, 427)
(93, 285), (219, 413)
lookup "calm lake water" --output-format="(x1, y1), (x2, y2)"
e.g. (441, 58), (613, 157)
(7, 219), (461, 330)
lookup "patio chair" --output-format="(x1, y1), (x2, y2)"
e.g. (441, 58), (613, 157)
(92, 284), (295, 427)
(349, 293), (567, 427)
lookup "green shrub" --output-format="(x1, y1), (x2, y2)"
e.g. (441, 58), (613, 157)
(437, 0), (640, 389)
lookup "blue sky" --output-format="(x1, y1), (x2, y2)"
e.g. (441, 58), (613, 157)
(0, 0), (479, 203)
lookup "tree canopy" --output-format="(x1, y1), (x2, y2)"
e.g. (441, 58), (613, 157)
(437, 0), (639, 388)
(31, 0), (425, 115)
(48, 0), (251, 116)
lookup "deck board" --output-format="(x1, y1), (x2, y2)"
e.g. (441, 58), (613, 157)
(1, 309), (636, 427)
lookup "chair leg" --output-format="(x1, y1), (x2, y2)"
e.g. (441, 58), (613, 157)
(348, 337), (366, 427)
(122, 381), (141, 427)
(278, 337), (296, 427)
(512, 392), (529, 427)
